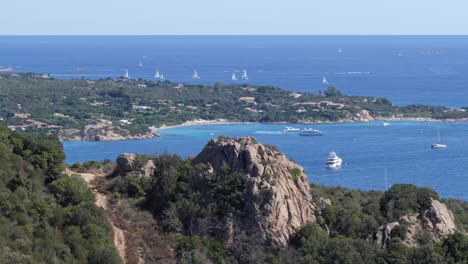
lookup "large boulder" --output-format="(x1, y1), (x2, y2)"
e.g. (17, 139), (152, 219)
(116, 153), (139, 173)
(192, 136), (317, 247)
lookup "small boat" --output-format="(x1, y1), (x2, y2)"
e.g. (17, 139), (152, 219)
(282, 126), (301, 133)
(431, 127), (447, 149)
(326, 151), (342, 169)
(382, 122), (390, 127)
(299, 128), (323, 136)
(242, 69), (248, 80)
(155, 69), (160, 79)
(159, 73), (165, 80)
(193, 69), (200, 80)
(322, 76), (328, 85)
(122, 69), (130, 79)
(232, 72), (238, 81)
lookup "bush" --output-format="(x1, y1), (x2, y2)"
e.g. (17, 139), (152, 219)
(289, 167), (302, 183)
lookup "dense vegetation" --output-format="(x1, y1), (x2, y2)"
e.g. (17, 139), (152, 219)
(0, 126), (120, 263)
(102, 153), (468, 263)
(1, 73), (467, 135)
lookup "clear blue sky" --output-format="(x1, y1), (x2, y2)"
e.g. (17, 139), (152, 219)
(1, 0), (467, 35)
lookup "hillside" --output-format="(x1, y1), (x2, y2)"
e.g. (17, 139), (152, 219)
(84, 136), (468, 264)
(0, 126), (120, 263)
(1, 73), (467, 141)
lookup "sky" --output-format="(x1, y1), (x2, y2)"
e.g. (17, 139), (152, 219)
(1, 0), (467, 35)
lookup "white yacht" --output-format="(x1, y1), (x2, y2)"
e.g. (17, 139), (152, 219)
(232, 72), (238, 81)
(431, 127), (447, 149)
(282, 126), (301, 133)
(193, 69), (200, 80)
(242, 69), (248, 80)
(326, 151), (342, 169)
(382, 122), (390, 127)
(299, 128), (323, 136)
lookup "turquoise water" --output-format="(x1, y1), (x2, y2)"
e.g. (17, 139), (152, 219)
(63, 121), (468, 200)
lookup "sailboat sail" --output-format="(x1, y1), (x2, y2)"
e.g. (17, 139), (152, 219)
(322, 77), (328, 84)
(155, 69), (160, 79)
(232, 72), (237, 81)
(139, 60), (144, 68)
(123, 69), (130, 79)
(242, 69), (248, 80)
(193, 70), (200, 80)
(160, 73), (164, 80)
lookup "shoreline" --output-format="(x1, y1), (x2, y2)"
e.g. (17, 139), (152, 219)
(153, 117), (468, 132)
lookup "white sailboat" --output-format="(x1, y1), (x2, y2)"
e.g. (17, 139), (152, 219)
(138, 59), (144, 68)
(159, 73), (164, 80)
(232, 72), (238, 81)
(122, 69), (130, 79)
(431, 126), (447, 148)
(242, 69), (248, 80)
(193, 69), (200, 80)
(154, 69), (160, 80)
(322, 76), (328, 85)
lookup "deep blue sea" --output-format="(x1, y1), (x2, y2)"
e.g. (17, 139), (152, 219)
(1, 36), (467, 199)
(64, 121), (468, 200)
(1, 36), (468, 106)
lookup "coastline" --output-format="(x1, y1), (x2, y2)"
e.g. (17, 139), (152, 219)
(153, 117), (468, 133)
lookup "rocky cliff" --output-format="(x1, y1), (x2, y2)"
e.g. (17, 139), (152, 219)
(373, 199), (457, 247)
(60, 119), (159, 141)
(192, 136), (317, 247)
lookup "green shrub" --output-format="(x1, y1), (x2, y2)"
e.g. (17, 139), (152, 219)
(289, 167), (302, 183)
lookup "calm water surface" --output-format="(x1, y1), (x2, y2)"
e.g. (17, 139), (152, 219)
(64, 121), (468, 200)
(1, 36), (468, 106)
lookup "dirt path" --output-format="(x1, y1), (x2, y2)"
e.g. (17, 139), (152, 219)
(65, 169), (127, 262)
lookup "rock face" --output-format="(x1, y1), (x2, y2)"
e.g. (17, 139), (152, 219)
(60, 119), (160, 141)
(192, 136), (317, 247)
(352, 110), (375, 122)
(422, 199), (457, 239)
(114, 154), (155, 177)
(373, 199), (457, 247)
(116, 153), (139, 174)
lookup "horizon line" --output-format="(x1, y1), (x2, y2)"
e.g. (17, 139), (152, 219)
(1, 34), (468, 37)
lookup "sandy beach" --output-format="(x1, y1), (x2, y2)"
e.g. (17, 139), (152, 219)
(153, 117), (468, 133)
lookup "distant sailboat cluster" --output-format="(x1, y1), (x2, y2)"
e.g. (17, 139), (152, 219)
(122, 65), (251, 82)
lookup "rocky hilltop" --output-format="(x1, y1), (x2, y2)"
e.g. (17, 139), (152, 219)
(103, 136), (467, 263)
(373, 199), (457, 247)
(192, 136), (317, 247)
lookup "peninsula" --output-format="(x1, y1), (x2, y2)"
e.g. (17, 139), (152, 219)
(1, 73), (467, 141)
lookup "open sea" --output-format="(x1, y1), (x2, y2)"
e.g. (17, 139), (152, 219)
(1, 36), (467, 199)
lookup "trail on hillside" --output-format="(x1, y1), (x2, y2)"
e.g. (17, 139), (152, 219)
(65, 169), (127, 263)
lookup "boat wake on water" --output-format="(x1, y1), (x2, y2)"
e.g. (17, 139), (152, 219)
(254, 130), (284, 135)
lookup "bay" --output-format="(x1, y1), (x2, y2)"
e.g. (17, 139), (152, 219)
(63, 121), (468, 200)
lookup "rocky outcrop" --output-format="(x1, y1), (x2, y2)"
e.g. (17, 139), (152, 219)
(192, 136), (317, 247)
(422, 199), (457, 239)
(116, 153), (139, 174)
(113, 154), (155, 177)
(60, 119), (160, 141)
(373, 199), (457, 247)
(352, 110), (375, 122)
